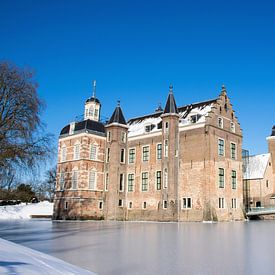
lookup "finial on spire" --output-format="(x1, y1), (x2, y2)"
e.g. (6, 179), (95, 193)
(117, 100), (120, 107)
(169, 84), (173, 94)
(221, 84), (226, 91)
(92, 80), (96, 98)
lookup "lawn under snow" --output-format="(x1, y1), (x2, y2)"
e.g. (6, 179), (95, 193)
(0, 238), (94, 274)
(0, 201), (53, 220)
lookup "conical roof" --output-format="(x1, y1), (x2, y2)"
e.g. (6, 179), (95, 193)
(163, 85), (178, 114)
(271, 125), (275, 136)
(108, 101), (127, 125)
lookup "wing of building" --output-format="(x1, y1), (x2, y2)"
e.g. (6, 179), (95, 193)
(53, 85), (247, 222)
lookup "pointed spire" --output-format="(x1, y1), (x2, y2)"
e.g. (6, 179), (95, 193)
(92, 80), (96, 98)
(271, 125), (275, 136)
(163, 84), (178, 114)
(108, 101), (127, 125)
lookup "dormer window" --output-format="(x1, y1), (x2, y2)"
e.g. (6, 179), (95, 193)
(191, 114), (202, 124)
(145, 124), (155, 133)
(218, 117), (223, 128)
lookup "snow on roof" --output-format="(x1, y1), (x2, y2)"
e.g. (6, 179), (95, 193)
(127, 99), (216, 138)
(243, 153), (270, 180)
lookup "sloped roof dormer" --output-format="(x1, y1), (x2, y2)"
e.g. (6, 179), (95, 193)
(163, 85), (178, 114)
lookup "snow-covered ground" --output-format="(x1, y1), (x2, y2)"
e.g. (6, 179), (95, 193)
(0, 201), (53, 220)
(0, 237), (94, 274)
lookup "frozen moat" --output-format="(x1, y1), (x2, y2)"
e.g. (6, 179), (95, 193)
(0, 220), (275, 274)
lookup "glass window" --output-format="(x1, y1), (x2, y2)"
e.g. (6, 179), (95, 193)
(156, 171), (162, 190)
(119, 174), (124, 192)
(219, 197), (225, 209)
(74, 144), (80, 160)
(107, 131), (111, 142)
(164, 168), (168, 188)
(60, 172), (65, 190)
(164, 140), (168, 157)
(163, 200), (168, 209)
(128, 174), (134, 192)
(61, 146), (67, 162)
(128, 148), (135, 164)
(218, 139), (224, 156)
(182, 198), (192, 209)
(231, 122), (235, 133)
(105, 173), (109, 191)
(89, 170), (96, 190)
(141, 172), (149, 191)
(120, 149), (125, 163)
(219, 168), (225, 188)
(142, 146), (150, 162)
(121, 132), (126, 143)
(106, 148), (110, 163)
(118, 199), (123, 207)
(218, 117), (223, 128)
(231, 198), (237, 209)
(90, 144), (97, 160)
(232, 170), (237, 189)
(72, 171), (78, 189)
(157, 143), (162, 160)
(231, 143), (236, 160)
(143, 202), (147, 209)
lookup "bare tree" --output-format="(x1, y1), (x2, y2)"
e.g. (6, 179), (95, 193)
(0, 62), (53, 179)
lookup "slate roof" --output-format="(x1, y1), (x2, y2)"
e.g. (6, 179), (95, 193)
(243, 153), (270, 180)
(108, 105), (127, 125)
(85, 96), (101, 104)
(60, 119), (105, 136)
(271, 126), (275, 136)
(163, 87), (178, 114)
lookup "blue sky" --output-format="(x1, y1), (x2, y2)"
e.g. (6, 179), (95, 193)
(0, 0), (275, 160)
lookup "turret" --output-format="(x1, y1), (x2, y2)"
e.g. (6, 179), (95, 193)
(160, 85), (180, 221)
(267, 125), (275, 173)
(104, 101), (128, 220)
(84, 81), (101, 121)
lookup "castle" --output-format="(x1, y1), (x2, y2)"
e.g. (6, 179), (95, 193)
(53, 85), (274, 222)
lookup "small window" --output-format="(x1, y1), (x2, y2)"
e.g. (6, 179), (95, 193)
(121, 132), (126, 143)
(128, 148), (136, 164)
(266, 180), (269, 188)
(106, 148), (110, 163)
(118, 199), (123, 207)
(107, 131), (111, 142)
(143, 202), (147, 209)
(164, 140), (168, 158)
(218, 117), (223, 128)
(163, 200), (168, 209)
(156, 171), (162, 190)
(105, 173), (109, 191)
(219, 197), (225, 209)
(128, 174), (134, 192)
(182, 197), (192, 209)
(99, 201), (103, 210)
(218, 139), (225, 156)
(90, 144), (97, 160)
(156, 143), (162, 160)
(224, 103), (228, 112)
(219, 168), (225, 188)
(142, 146), (150, 162)
(231, 198), (237, 209)
(120, 149), (125, 163)
(164, 168), (168, 188)
(165, 122), (169, 132)
(128, 201), (132, 209)
(64, 201), (68, 210)
(141, 172), (149, 191)
(231, 170), (237, 189)
(231, 143), (236, 160)
(72, 171), (78, 189)
(89, 170), (97, 190)
(119, 174), (124, 192)
(74, 143), (80, 160)
(231, 122), (235, 133)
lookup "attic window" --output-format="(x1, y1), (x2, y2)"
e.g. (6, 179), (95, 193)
(191, 114), (202, 124)
(157, 122), (162, 129)
(145, 124), (155, 133)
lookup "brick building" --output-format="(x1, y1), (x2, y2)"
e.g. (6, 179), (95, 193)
(53, 85), (245, 221)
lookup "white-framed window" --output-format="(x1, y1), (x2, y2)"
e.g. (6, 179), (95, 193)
(163, 200), (168, 209)
(182, 197), (192, 209)
(128, 148), (136, 164)
(74, 143), (80, 160)
(141, 172), (149, 191)
(231, 198), (237, 209)
(98, 201), (103, 210)
(219, 168), (225, 188)
(60, 172), (65, 190)
(120, 148), (125, 163)
(128, 173), (134, 192)
(90, 144), (97, 160)
(164, 168), (168, 188)
(219, 197), (225, 209)
(142, 146), (150, 162)
(231, 170), (237, 189)
(128, 201), (133, 209)
(121, 132), (126, 143)
(218, 117), (223, 128)
(156, 143), (162, 160)
(230, 142), (236, 160)
(118, 199), (123, 207)
(231, 122), (235, 133)
(106, 148), (110, 163)
(164, 140), (168, 158)
(107, 131), (111, 142)
(89, 170), (97, 190)
(72, 170), (78, 189)
(119, 173), (124, 192)
(218, 138), (225, 156)
(156, 171), (162, 190)
(142, 202), (147, 209)
(61, 146), (67, 162)
(105, 173), (109, 191)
